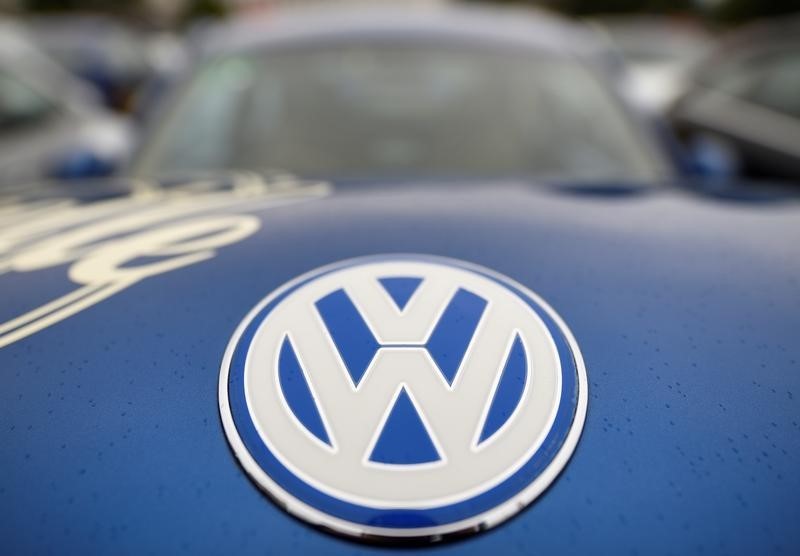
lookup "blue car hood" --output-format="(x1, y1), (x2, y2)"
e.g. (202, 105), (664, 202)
(1, 178), (798, 554)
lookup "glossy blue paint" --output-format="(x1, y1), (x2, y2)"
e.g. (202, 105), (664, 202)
(426, 288), (487, 386)
(316, 289), (380, 386)
(377, 277), (422, 312)
(1, 180), (799, 554)
(479, 334), (527, 445)
(369, 388), (441, 466)
(278, 337), (332, 447)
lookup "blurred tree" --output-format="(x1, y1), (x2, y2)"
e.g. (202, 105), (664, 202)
(469, 0), (694, 14)
(181, 0), (227, 21)
(547, 0), (694, 16)
(711, 0), (800, 23)
(24, 0), (143, 11)
(20, 0), (227, 26)
(17, 0), (800, 26)
(466, 0), (798, 22)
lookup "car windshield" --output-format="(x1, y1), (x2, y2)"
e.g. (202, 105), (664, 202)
(135, 43), (668, 183)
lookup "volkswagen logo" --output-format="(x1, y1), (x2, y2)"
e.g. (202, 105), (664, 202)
(219, 255), (587, 541)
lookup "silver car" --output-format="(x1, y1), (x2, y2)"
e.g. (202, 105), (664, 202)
(0, 19), (132, 190)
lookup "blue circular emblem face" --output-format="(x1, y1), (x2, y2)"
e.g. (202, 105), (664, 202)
(219, 255), (587, 541)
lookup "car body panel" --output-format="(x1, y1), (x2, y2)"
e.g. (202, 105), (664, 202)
(1, 178), (798, 554)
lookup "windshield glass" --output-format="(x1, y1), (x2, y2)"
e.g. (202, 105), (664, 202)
(135, 43), (668, 183)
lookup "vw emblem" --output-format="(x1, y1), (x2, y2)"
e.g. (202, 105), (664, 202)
(219, 255), (587, 541)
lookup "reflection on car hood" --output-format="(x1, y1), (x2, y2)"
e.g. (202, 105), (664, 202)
(1, 176), (799, 554)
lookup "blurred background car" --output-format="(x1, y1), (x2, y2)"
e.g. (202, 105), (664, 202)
(0, 0), (795, 189)
(25, 14), (151, 112)
(25, 14), (187, 115)
(593, 15), (713, 114)
(0, 18), (132, 187)
(131, 5), (677, 185)
(669, 16), (800, 184)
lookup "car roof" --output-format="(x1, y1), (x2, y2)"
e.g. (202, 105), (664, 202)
(190, 3), (602, 62)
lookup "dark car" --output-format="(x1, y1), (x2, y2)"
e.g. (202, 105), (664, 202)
(670, 16), (800, 183)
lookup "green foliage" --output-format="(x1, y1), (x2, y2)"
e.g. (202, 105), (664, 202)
(182, 0), (228, 21)
(24, 0), (142, 12)
(466, 0), (798, 21)
(20, 0), (800, 25)
(711, 0), (800, 23)
(552, 0), (694, 16)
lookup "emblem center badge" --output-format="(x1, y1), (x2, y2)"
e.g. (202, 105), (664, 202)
(219, 255), (587, 540)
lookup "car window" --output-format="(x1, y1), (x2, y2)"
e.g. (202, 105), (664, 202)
(749, 50), (800, 119)
(701, 51), (766, 97)
(702, 47), (800, 119)
(136, 44), (668, 183)
(0, 69), (58, 133)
